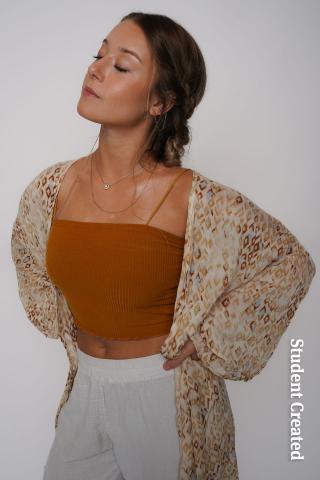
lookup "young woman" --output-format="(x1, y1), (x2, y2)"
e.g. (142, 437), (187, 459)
(11, 11), (316, 480)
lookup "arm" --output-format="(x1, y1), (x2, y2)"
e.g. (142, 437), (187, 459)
(189, 192), (316, 381)
(11, 181), (59, 339)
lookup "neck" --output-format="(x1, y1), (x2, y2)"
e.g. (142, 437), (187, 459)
(95, 124), (157, 180)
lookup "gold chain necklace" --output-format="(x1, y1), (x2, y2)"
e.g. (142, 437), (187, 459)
(89, 152), (158, 215)
(94, 150), (145, 190)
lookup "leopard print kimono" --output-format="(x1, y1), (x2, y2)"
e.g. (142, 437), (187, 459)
(11, 158), (316, 479)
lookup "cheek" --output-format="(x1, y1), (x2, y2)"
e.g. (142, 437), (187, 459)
(102, 76), (146, 113)
(111, 82), (140, 101)
(109, 75), (145, 100)
(77, 75), (147, 125)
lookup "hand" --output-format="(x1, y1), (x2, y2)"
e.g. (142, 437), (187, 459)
(162, 337), (200, 370)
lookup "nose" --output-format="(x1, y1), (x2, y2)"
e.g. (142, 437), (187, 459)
(88, 62), (101, 80)
(88, 54), (114, 79)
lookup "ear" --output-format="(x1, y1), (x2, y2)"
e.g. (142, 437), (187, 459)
(163, 90), (176, 113)
(149, 90), (176, 116)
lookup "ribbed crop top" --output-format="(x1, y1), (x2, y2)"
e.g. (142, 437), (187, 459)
(45, 168), (191, 340)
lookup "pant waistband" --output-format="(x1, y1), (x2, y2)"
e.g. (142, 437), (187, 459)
(76, 345), (174, 383)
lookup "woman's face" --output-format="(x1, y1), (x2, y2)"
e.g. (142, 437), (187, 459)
(77, 20), (158, 128)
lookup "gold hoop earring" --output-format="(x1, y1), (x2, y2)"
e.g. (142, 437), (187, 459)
(159, 111), (167, 130)
(152, 112), (167, 132)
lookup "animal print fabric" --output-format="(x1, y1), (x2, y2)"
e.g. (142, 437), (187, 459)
(11, 158), (316, 479)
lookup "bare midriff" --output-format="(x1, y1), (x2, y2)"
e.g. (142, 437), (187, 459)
(76, 326), (168, 359)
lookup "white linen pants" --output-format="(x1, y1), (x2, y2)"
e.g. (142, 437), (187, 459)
(43, 345), (182, 480)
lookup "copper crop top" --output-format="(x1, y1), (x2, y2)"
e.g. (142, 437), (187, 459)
(45, 168), (191, 340)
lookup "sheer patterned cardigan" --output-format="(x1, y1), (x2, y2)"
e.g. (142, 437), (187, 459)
(11, 158), (316, 480)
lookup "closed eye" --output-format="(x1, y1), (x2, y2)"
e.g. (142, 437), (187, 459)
(91, 56), (129, 73)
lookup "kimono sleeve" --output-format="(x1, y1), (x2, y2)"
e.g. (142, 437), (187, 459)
(189, 192), (316, 381)
(11, 182), (59, 339)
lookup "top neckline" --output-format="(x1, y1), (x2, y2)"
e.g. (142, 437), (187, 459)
(51, 218), (186, 243)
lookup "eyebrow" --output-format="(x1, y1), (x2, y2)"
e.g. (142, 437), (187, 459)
(102, 38), (142, 64)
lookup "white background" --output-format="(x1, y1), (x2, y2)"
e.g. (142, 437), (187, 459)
(2, 1), (318, 479)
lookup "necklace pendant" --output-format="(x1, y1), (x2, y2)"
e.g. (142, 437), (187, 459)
(104, 184), (111, 190)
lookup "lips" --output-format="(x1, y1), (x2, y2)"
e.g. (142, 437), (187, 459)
(84, 86), (100, 98)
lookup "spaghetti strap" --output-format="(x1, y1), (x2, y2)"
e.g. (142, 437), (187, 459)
(146, 169), (192, 225)
(52, 157), (89, 220)
(52, 174), (79, 221)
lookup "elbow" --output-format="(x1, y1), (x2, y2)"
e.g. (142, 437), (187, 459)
(294, 247), (316, 299)
(306, 252), (316, 282)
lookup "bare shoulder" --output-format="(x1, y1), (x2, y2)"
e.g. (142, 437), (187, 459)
(159, 165), (194, 201)
(55, 155), (88, 210)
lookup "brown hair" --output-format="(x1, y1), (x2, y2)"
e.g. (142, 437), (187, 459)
(120, 11), (207, 167)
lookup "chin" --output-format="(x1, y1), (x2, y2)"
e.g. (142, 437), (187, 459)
(76, 100), (104, 124)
